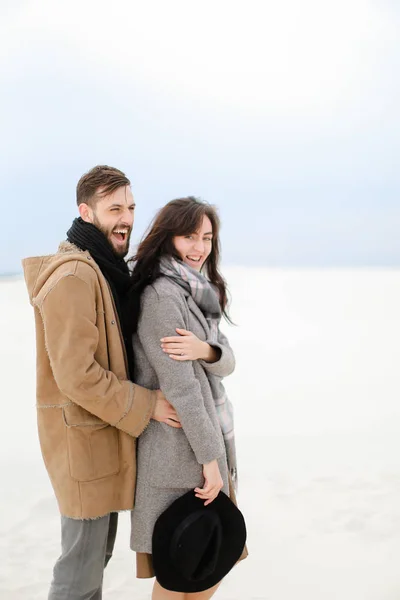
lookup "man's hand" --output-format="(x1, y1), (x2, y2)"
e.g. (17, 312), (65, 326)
(151, 390), (182, 428)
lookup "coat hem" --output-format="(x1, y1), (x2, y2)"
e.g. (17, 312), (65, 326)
(60, 507), (132, 520)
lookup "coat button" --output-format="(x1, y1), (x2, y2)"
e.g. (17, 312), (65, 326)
(111, 320), (115, 325)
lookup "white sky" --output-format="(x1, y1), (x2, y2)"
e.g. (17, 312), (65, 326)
(0, 0), (399, 270)
(2, 0), (395, 115)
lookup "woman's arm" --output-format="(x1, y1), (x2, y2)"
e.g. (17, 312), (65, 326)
(137, 286), (225, 465)
(199, 329), (236, 377)
(161, 327), (236, 378)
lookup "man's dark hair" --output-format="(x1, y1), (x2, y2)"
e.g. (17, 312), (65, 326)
(76, 165), (131, 206)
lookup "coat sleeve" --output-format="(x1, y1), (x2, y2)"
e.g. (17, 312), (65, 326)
(39, 273), (156, 437)
(137, 286), (225, 465)
(199, 329), (236, 378)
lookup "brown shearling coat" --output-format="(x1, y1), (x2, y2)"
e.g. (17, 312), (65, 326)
(22, 241), (156, 519)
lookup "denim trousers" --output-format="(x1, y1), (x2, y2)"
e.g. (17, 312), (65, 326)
(48, 512), (118, 600)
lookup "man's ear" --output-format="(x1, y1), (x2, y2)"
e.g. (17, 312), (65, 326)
(78, 203), (93, 223)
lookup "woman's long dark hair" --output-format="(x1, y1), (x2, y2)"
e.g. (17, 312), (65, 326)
(130, 197), (232, 332)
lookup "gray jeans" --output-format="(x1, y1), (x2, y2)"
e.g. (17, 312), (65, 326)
(48, 512), (118, 600)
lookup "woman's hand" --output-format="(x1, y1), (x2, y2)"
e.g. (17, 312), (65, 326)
(195, 459), (223, 506)
(161, 328), (214, 361)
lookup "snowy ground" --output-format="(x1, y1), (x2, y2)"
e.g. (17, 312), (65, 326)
(1, 268), (400, 600)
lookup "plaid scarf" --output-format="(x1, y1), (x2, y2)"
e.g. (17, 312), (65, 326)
(159, 256), (237, 486)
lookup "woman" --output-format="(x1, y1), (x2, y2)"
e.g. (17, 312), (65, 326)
(130, 197), (245, 599)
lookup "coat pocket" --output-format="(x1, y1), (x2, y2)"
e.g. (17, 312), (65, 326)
(147, 424), (203, 489)
(63, 405), (120, 482)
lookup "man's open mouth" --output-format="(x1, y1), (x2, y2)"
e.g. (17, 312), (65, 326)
(112, 229), (128, 243)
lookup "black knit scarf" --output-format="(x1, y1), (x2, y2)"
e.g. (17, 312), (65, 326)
(67, 217), (134, 378)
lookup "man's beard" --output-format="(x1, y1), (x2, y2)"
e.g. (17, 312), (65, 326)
(92, 214), (131, 259)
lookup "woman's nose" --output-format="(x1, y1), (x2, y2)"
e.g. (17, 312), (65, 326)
(193, 240), (204, 253)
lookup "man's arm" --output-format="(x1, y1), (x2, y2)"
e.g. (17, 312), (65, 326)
(39, 273), (157, 437)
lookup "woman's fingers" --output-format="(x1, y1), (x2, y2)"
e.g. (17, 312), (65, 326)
(195, 483), (213, 495)
(162, 343), (185, 350)
(194, 485), (221, 500)
(195, 480), (223, 494)
(195, 494), (216, 501)
(195, 491), (221, 506)
(198, 461), (223, 503)
(160, 336), (186, 344)
(161, 344), (192, 359)
(204, 496), (218, 506)
(160, 331), (201, 361)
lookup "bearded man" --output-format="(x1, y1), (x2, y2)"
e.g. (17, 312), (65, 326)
(23, 165), (181, 600)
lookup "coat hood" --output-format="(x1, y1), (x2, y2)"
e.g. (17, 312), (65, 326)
(22, 241), (90, 304)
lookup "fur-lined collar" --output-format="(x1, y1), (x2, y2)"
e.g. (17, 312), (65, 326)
(57, 240), (86, 255)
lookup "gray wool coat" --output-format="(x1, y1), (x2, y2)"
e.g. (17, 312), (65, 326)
(130, 275), (235, 554)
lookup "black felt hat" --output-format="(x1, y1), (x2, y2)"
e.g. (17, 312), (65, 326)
(152, 491), (246, 593)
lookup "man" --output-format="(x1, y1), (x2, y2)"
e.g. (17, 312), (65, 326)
(22, 166), (181, 599)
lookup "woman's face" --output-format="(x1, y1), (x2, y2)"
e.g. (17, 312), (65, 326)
(173, 215), (213, 271)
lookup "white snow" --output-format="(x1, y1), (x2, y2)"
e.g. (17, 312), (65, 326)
(1, 268), (400, 599)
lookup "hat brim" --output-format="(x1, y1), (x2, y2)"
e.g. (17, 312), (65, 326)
(152, 490), (247, 593)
